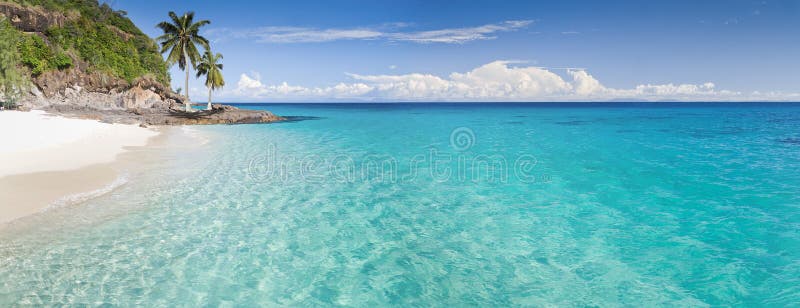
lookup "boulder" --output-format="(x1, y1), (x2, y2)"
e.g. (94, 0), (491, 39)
(122, 86), (166, 109)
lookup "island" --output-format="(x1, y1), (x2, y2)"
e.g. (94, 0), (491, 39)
(0, 0), (283, 125)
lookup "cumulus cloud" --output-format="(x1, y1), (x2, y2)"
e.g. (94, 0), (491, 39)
(222, 61), (793, 102)
(232, 74), (372, 99)
(206, 20), (532, 44)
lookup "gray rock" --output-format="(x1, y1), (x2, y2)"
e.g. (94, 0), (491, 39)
(0, 2), (67, 33)
(43, 104), (285, 126)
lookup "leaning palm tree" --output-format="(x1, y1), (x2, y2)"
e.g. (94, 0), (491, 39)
(196, 50), (225, 110)
(156, 11), (210, 112)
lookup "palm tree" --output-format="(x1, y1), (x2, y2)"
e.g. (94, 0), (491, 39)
(196, 50), (225, 110)
(156, 11), (210, 112)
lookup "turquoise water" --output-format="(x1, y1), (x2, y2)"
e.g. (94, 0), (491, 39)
(2, 103), (800, 306)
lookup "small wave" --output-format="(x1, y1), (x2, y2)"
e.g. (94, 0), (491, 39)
(48, 173), (130, 209)
(181, 126), (210, 145)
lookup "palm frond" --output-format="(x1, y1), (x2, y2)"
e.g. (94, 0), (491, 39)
(192, 35), (211, 51)
(165, 43), (184, 68)
(155, 22), (178, 35)
(188, 20), (211, 33)
(185, 42), (201, 68)
(184, 11), (195, 28)
(157, 11), (212, 74)
(168, 11), (181, 26)
(197, 50), (226, 90)
(158, 37), (179, 53)
(155, 33), (175, 44)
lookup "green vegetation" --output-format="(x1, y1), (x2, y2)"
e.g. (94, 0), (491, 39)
(196, 50), (225, 110)
(156, 11), (210, 111)
(17, 33), (71, 75)
(1, 1), (225, 110)
(0, 18), (26, 109)
(6, 0), (169, 84)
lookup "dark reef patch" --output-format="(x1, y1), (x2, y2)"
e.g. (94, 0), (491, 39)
(778, 137), (800, 145)
(281, 116), (324, 123)
(635, 115), (674, 120)
(555, 120), (591, 126)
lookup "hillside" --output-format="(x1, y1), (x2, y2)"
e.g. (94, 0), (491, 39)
(0, 0), (284, 125)
(0, 0), (177, 108)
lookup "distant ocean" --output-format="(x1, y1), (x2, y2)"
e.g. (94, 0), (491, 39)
(2, 102), (800, 306)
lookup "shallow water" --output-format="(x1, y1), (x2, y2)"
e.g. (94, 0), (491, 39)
(2, 103), (800, 306)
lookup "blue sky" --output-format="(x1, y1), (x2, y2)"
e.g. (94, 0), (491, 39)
(112, 0), (800, 101)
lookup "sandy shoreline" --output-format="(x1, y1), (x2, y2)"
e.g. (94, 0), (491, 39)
(0, 110), (164, 224)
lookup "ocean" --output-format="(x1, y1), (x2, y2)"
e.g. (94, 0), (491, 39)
(2, 102), (799, 306)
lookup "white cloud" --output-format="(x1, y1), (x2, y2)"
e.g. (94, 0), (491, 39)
(388, 20), (532, 44)
(724, 18), (740, 25)
(227, 27), (384, 43)
(222, 61), (796, 102)
(232, 74), (373, 99)
(568, 70), (605, 96)
(206, 20), (532, 44)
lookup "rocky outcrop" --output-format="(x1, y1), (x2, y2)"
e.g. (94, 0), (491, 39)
(32, 68), (127, 97)
(3, 1), (188, 112)
(122, 86), (167, 109)
(0, 2), (68, 33)
(3, 2), (285, 126)
(148, 104), (285, 125)
(1, 1), (183, 112)
(19, 83), (180, 110)
(18, 67), (184, 110)
(45, 104), (285, 126)
(13, 42), (285, 126)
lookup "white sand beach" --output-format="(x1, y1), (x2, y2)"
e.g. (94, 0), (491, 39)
(0, 110), (159, 224)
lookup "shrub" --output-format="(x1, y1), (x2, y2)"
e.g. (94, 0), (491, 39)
(17, 34), (72, 75)
(0, 19), (26, 105)
(18, 35), (50, 75)
(53, 53), (72, 69)
(1, 100), (18, 110)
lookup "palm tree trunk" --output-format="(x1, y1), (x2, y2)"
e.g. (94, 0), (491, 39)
(183, 47), (192, 112)
(207, 87), (212, 110)
(184, 66), (191, 112)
